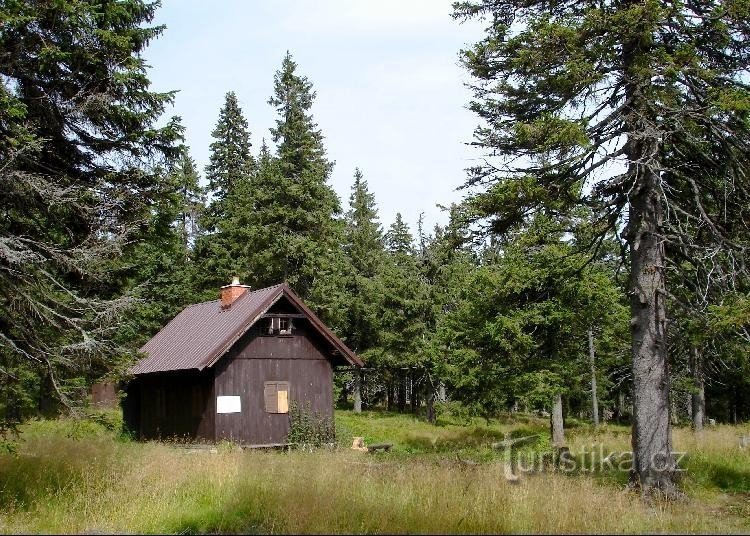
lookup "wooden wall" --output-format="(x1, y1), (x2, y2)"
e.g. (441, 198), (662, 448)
(91, 382), (117, 408)
(213, 320), (334, 445)
(123, 370), (215, 441)
(125, 297), (337, 445)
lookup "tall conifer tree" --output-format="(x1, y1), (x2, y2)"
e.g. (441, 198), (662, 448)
(454, 0), (750, 495)
(245, 52), (344, 316)
(194, 92), (254, 293)
(343, 169), (385, 354)
(204, 91), (254, 211)
(0, 0), (180, 417)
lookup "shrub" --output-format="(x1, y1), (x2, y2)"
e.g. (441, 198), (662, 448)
(287, 401), (335, 448)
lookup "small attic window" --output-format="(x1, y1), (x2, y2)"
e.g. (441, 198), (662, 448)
(268, 317), (293, 336)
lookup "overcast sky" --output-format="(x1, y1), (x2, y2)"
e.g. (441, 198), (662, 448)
(145, 1), (485, 232)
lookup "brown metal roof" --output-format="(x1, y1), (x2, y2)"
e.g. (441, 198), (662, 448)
(132, 283), (362, 375)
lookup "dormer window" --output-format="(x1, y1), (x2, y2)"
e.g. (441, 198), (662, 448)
(268, 317), (293, 336)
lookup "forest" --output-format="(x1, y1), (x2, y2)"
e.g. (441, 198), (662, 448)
(1, 0), (750, 530)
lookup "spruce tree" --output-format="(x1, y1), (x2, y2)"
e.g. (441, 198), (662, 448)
(245, 53), (344, 314)
(371, 214), (431, 410)
(204, 91), (254, 212)
(0, 0), (179, 418)
(454, 0), (750, 495)
(172, 147), (205, 251)
(194, 92), (254, 293)
(385, 213), (415, 257)
(343, 169), (385, 354)
(346, 169), (384, 279)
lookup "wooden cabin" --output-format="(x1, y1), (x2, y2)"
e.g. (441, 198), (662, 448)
(123, 280), (362, 445)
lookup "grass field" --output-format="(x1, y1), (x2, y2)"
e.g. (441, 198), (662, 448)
(0, 410), (748, 534)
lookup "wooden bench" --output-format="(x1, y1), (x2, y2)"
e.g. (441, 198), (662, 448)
(367, 442), (393, 453)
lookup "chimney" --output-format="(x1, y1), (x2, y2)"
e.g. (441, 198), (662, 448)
(220, 276), (250, 309)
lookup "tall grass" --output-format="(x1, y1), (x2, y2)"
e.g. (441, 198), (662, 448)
(0, 413), (748, 534)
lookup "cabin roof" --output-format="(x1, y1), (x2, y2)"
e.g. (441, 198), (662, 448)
(132, 283), (362, 375)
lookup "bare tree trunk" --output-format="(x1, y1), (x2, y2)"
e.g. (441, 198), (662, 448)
(551, 393), (565, 447)
(627, 144), (677, 493)
(628, 183), (677, 492)
(437, 381), (446, 402)
(353, 370), (362, 414)
(690, 347), (705, 432)
(426, 381), (436, 424)
(338, 381), (349, 407)
(397, 372), (406, 412)
(410, 371), (419, 413)
(588, 328), (599, 427)
(616, 389), (626, 421)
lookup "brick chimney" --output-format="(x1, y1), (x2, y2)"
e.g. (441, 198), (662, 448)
(220, 276), (250, 309)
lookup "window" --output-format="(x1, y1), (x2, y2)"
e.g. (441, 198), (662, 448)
(264, 381), (290, 413)
(268, 317), (293, 335)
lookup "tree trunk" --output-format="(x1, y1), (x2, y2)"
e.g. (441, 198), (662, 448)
(397, 372), (406, 412)
(437, 381), (446, 403)
(410, 371), (419, 413)
(627, 138), (677, 493)
(617, 389), (626, 420)
(551, 393), (565, 447)
(628, 175), (677, 493)
(690, 347), (705, 432)
(338, 379), (349, 407)
(426, 382), (436, 424)
(353, 370), (362, 414)
(623, 16), (678, 497)
(588, 328), (599, 427)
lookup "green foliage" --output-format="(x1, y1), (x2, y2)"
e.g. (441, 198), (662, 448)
(453, 0), (750, 438)
(1, 415), (749, 533)
(287, 401), (335, 448)
(205, 91), (255, 206)
(193, 91), (256, 291)
(430, 213), (628, 421)
(0, 0), (180, 422)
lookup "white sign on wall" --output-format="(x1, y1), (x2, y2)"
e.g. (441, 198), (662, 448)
(216, 395), (241, 413)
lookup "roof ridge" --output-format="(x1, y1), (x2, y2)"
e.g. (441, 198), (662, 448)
(133, 281), (363, 375)
(179, 284), (286, 310)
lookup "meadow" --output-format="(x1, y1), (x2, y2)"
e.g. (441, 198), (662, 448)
(0, 410), (748, 534)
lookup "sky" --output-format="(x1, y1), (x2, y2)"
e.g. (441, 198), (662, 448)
(144, 0), (485, 232)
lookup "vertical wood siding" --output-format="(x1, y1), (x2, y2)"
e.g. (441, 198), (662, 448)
(213, 321), (334, 444)
(123, 370), (215, 441)
(125, 317), (335, 445)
